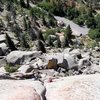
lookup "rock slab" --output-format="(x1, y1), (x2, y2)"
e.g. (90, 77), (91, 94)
(45, 74), (100, 100)
(0, 80), (46, 100)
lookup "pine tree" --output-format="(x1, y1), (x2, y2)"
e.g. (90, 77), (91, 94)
(20, 34), (30, 49)
(26, 0), (30, 8)
(5, 33), (17, 51)
(42, 15), (48, 27)
(13, 22), (21, 41)
(23, 16), (27, 30)
(36, 28), (45, 42)
(37, 40), (46, 53)
(65, 25), (73, 45)
(6, 1), (12, 11)
(47, 35), (54, 46)
(63, 25), (72, 47)
(63, 36), (69, 48)
(66, 25), (72, 40)
(56, 36), (61, 48)
(5, 12), (11, 25)
(19, 0), (26, 8)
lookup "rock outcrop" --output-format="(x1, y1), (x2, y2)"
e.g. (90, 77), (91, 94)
(45, 74), (100, 100)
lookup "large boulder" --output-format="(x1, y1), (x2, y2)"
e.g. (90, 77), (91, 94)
(40, 53), (77, 70)
(41, 53), (63, 69)
(0, 43), (8, 55)
(45, 74), (100, 100)
(0, 80), (45, 100)
(6, 51), (42, 65)
(63, 54), (77, 69)
(78, 56), (91, 69)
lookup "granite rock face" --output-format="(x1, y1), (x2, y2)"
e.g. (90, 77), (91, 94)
(45, 74), (100, 100)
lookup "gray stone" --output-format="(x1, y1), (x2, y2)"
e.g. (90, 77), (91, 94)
(78, 56), (91, 69)
(0, 43), (8, 54)
(95, 46), (100, 51)
(0, 67), (6, 73)
(63, 48), (72, 53)
(18, 65), (33, 73)
(69, 49), (81, 57)
(31, 58), (47, 69)
(63, 54), (77, 69)
(6, 51), (42, 65)
(81, 52), (91, 58)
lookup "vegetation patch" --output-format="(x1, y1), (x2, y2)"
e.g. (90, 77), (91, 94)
(5, 64), (19, 73)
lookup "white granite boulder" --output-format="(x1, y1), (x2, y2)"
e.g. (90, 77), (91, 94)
(6, 51), (42, 65)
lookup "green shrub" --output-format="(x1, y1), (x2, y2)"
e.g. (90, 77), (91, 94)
(38, 1), (54, 13)
(88, 29), (100, 42)
(43, 29), (56, 40)
(30, 7), (46, 18)
(66, 7), (79, 20)
(5, 64), (19, 73)
(86, 40), (97, 48)
(74, 17), (84, 26)
(85, 17), (96, 28)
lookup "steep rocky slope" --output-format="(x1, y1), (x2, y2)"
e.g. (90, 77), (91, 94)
(0, 0), (100, 100)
